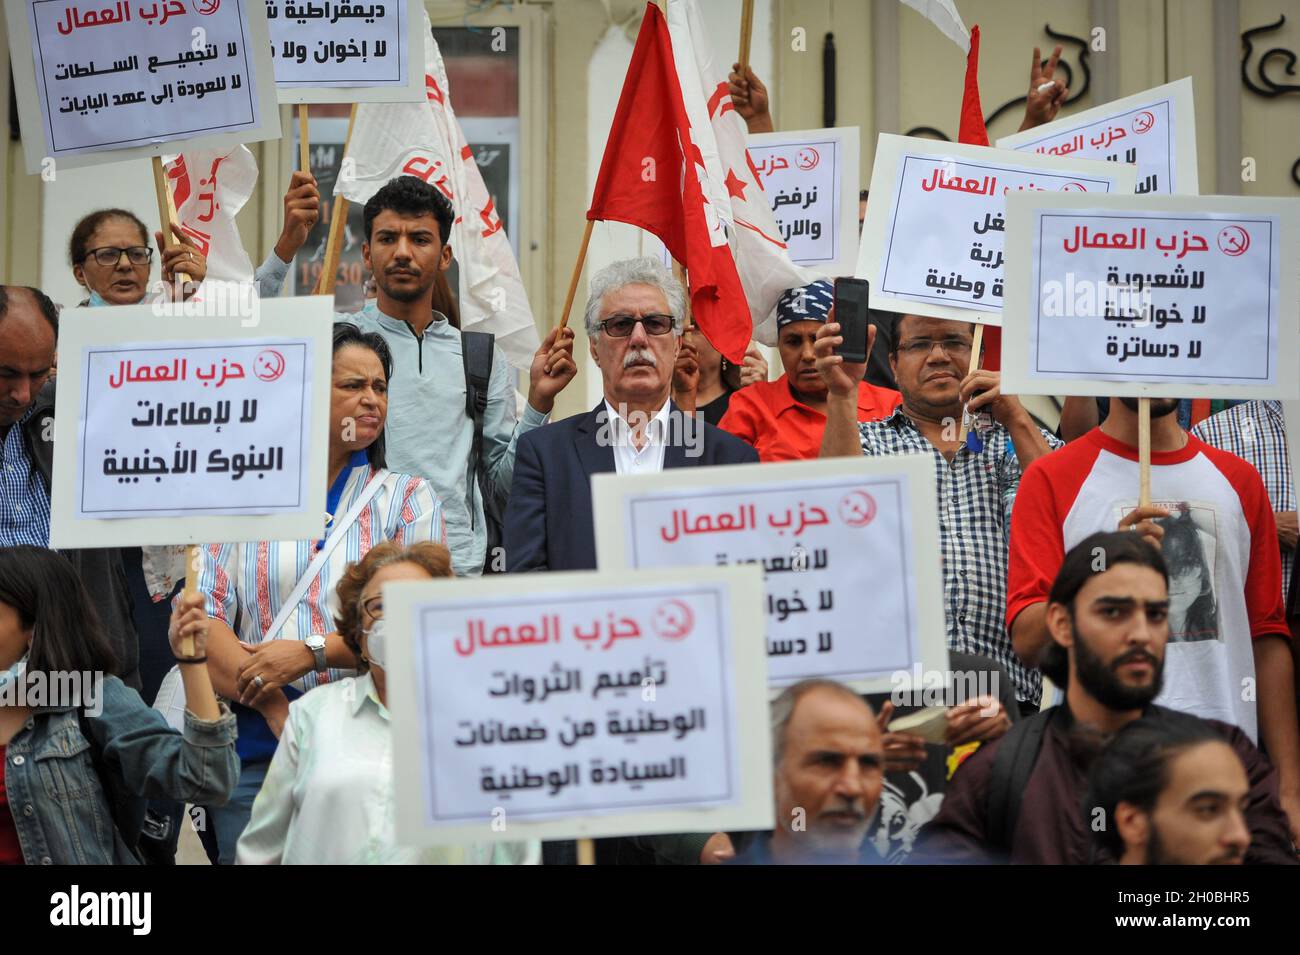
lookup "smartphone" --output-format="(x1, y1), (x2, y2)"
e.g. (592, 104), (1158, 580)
(833, 277), (871, 364)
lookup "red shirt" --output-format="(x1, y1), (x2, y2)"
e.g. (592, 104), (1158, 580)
(1007, 427), (1287, 739)
(0, 745), (23, 865)
(719, 376), (901, 462)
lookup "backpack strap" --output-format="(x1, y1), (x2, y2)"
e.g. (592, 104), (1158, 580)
(985, 706), (1061, 852)
(461, 331), (495, 528)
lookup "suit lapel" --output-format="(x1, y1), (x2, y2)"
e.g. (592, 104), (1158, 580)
(574, 402), (616, 477)
(664, 400), (699, 469)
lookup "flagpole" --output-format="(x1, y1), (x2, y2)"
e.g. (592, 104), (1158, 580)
(557, 219), (595, 330)
(956, 323), (984, 445)
(150, 155), (198, 653)
(738, 0), (754, 70)
(298, 104), (310, 175)
(314, 103), (359, 296)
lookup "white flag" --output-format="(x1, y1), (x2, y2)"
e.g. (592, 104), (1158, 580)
(164, 145), (258, 286)
(335, 13), (540, 369)
(667, 0), (821, 346)
(900, 0), (970, 54)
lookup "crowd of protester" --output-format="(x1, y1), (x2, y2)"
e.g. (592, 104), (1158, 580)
(0, 50), (1296, 867)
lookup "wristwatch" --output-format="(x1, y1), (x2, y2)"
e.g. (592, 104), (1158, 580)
(305, 634), (328, 673)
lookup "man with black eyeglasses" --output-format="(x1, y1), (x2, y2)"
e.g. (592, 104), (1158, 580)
(815, 314), (1061, 715)
(505, 256), (757, 573)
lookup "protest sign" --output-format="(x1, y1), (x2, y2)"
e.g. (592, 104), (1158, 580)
(49, 298), (333, 548)
(386, 567), (774, 845)
(1000, 192), (1300, 399)
(856, 134), (1136, 325)
(4, 0), (280, 173)
(267, 0), (422, 103)
(747, 126), (860, 276)
(996, 78), (1198, 196)
(592, 457), (947, 694)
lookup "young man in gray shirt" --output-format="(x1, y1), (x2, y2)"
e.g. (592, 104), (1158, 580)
(339, 176), (576, 575)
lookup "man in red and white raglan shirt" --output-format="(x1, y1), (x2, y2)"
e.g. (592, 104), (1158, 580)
(1007, 395), (1300, 844)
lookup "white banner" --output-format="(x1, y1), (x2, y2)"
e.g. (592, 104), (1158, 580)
(267, 0), (422, 102)
(386, 567), (774, 845)
(1000, 193), (1300, 400)
(335, 10), (539, 368)
(5, 0), (280, 173)
(996, 78), (1199, 196)
(747, 127), (860, 276)
(856, 134), (1136, 325)
(50, 298), (332, 548)
(166, 145), (257, 284)
(592, 457), (947, 694)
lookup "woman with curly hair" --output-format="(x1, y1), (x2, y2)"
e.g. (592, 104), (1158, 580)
(236, 540), (537, 864)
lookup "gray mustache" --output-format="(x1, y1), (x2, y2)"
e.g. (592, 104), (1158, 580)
(623, 348), (657, 369)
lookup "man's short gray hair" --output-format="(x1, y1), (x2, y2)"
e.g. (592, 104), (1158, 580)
(770, 679), (873, 770)
(583, 256), (687, 341)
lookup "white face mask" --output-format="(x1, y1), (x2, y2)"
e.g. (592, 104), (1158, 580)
(363, 618), (387, 670)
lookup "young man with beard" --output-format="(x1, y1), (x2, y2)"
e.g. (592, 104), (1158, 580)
(916, 532), (1295, 864)
(340, 176), (578, 576)
(1086, 716), (1252, 865)
(1006, 393), (1300, 844)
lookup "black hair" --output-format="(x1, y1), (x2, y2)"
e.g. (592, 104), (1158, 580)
(68, 209), (150, 266)
(0, 546), (119, 676)
(332, 322), (394, 469)
(362, 176), (455, 245)
(1084, 713), (1225, 859)
(0, 285), (59, 334)
(1040, 531), (1169, 685)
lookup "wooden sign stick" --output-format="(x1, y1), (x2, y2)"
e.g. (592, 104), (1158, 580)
(298, 103), (310, 175)
(1138, 397), (1152, 508)
(577, 837), (595, 866)
(314, 103), (359, 296)
(150, 156), (198, 653)
(738, 0), (754, 71)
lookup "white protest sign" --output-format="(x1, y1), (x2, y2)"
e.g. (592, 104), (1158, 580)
(1000, 193), (1300, 399)
(267, 0), (422, 103)
(4, 0), (280, 173)
(50, 298), (333, 548)
(856, 134), (1136, 325)
(997, 78), (1198, 196)
(747, 126), (860, 276)
(592, 457), (946, 694)
(386, 567), (774, 845)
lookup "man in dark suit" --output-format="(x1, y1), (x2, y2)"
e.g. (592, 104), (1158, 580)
(506, 256), (758, 574)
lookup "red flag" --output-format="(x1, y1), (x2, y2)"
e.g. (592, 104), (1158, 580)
(587, 3), (750, 362)
(958, 24), (1000, 368)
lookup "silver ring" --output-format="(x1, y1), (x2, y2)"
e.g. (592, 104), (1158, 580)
(253, 674), (265, 689)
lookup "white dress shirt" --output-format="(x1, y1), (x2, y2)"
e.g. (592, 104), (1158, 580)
(236, 673), (539, 865)
(604, 398), (672, 475)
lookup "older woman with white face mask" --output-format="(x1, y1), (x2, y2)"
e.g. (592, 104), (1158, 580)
(235, 541), (538, 865)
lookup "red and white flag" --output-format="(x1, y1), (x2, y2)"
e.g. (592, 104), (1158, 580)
(164, 145), (258, 285)
(587, 2), (751, 363)
(334, 11), (539, 369)
(665, 0), (819, 347)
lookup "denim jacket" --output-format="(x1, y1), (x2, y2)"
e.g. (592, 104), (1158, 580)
(3, 676), (238, 864)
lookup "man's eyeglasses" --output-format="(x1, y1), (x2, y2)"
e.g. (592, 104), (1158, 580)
(599, 314), (676, 337)
(84, 246), (152, 268)
(897, 337), (973, 358)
